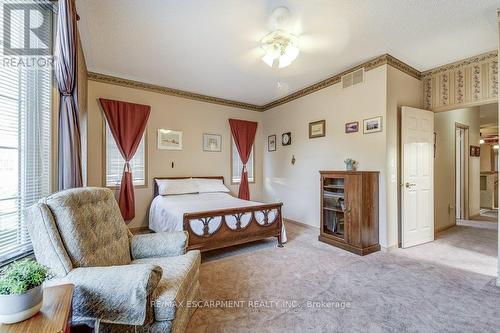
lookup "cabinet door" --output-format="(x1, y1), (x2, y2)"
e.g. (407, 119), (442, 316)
(322, 175), (348, 243)
(345, 174), (362, 246)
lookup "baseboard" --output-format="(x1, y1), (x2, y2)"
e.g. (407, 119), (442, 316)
(380, 244), (399, 252)
(435, 223), (455, 233)
(283, 218), (319, 231)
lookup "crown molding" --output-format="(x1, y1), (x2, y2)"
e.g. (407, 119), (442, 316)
(89, 53), (422, 112)
(385, 54), (421, 80)
(260, 54), (421, 110)
(87, 72), (264, 112)
(421, 50), (498, 78)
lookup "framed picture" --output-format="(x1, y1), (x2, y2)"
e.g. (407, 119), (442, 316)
(203, 133), (221, 152)
(363, 116), (383, 134)
(309, 120), (326, 138)
(268, 135), (276, 152)
(345, 121), (359, 133)
(282, 132), (292, 146)
(157, 129), (182, 150)
(469, 145), (480, 157)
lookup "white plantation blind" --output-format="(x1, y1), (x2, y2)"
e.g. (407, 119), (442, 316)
(0, 67), (52, 265)
(105, 124), (146, 187)
(231, 139), (254, 184)
(0, 2), (53, 265)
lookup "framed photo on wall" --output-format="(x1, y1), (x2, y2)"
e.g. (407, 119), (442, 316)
(363, 116), (383, 134)
(157, 129), (182, 150)
(309, 120), (326, 138)
(345, 121), (359, 133)
(268, 135), (276, 151)
(469, 145), (480, 157)
(203, 133), (222, 152)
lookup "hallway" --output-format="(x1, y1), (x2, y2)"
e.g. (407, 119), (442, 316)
(401, 219), (498, 279)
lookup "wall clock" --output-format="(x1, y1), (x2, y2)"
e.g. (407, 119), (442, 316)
(282, 132), (292, 146)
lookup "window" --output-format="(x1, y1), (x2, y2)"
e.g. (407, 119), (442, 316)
(105, 124), (146, 187)
(231, 138), (254, 184)
(0, 67), (52, 265)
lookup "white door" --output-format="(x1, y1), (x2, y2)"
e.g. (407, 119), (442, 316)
(401, 106), (434, 248)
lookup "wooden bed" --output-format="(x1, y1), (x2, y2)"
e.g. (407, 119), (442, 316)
(152, 176), (284, 252)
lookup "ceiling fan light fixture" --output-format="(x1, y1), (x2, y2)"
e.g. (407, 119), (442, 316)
(284, 44), (299, 61)
(262, 53), (275, 67)
(278, 55), (292, 68)
(260, 12), (300, 69)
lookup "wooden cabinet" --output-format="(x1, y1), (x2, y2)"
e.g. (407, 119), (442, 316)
(318, 171), (380, 255)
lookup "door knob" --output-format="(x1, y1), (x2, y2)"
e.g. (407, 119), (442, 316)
(405, 182), (416, 189)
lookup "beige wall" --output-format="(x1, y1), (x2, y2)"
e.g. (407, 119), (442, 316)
(262, 65), (391, 246)
(77, 33), (88, 186)
(260, 65), (421, 248)
(480, 144), (493, 172)
(434, 107), (480, 230)
(87, 81), (263, 228)
(386, 66), (423, 247)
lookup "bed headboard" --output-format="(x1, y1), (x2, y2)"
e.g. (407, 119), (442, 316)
(153, 176), (225, 198)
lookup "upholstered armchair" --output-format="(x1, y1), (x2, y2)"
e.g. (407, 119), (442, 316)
(25, 187), (200, 333)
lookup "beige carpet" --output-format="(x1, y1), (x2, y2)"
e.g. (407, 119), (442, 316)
(186, 221), (499, 332)
(471, 209), (498, 222)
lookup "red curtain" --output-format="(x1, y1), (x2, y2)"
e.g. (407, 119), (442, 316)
(229, 119), (258, 200)
(99, 98), (151, 221)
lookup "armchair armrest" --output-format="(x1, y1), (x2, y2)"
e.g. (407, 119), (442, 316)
(62, 264), (162, 326)
(131, 231), (188, 260)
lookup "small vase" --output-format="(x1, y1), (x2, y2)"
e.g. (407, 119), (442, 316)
(345, 163), (356, 171)
(0, 285), (43, 324)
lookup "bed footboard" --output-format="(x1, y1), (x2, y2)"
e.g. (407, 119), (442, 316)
(183, 203), (283, 252)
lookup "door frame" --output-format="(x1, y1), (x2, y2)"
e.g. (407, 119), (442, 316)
(454, 123), (470, 222)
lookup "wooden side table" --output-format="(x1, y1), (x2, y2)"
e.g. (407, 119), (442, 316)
(0, 284), (74, 333)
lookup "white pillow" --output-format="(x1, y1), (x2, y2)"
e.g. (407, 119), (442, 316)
(156, 178), (198, 195)
(195, 178), (230, 193)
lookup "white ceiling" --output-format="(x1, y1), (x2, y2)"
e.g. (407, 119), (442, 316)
(76, 0), (499, 105)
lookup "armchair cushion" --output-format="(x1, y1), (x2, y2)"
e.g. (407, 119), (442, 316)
(56, 264), (162, 326)
(25, 204), (73, 277)
(131, 232), (188, 260)
(41, 187), (132, 267)
(133, 250), (201, 321)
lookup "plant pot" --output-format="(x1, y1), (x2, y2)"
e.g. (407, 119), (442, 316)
(0, 285), (43, 324)
(345, 164), (356, 171)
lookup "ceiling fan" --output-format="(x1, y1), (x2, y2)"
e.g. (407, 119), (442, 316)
(260, 7), (300, 69)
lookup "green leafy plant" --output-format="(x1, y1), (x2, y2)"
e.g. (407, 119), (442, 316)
(0, 259), (51, 295)
(344, 158), (357, 166)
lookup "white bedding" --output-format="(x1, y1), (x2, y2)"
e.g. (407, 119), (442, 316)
(149, 192), (287, 242)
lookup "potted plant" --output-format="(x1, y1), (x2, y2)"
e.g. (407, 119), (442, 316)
(0, 259), (50, 324)
(344, 158), (357, 171)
